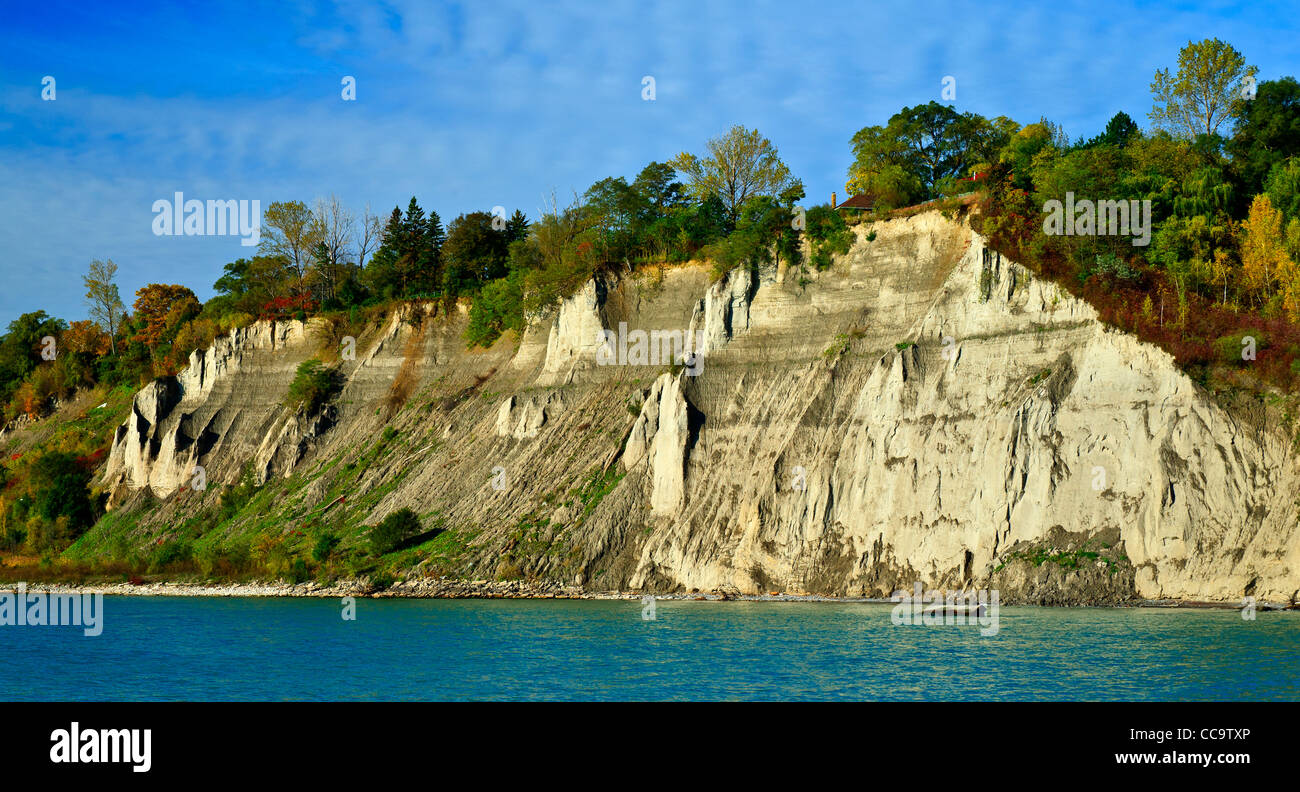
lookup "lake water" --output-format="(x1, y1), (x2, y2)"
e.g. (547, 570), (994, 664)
(3, 597), (1297, 701)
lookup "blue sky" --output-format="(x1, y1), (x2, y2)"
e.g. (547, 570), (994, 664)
(1, 0), (1296, 327)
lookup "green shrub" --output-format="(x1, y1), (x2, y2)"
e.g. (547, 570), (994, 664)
(285, 358), (341, 413)
(219, 465), (258, 522)
(465, 269), (525, 348)
(147, 539), (193, 573)
(368, 508), (422, 555)
(1213, 331), (1267, 365)
(285, 558), (310, 584)
(805, 205), (854, 271)
(29, 451), (96, 539)
(312, 533), (340, 564)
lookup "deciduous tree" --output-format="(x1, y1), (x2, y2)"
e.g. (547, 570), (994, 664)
(260, 200), (324, 297)
(1149, 38), (1256, 139)
(83, 259), (124, 355)
(131, 284), (200, 354)
(672, 126), (797, 223)
(1240, 194), (1293, 307)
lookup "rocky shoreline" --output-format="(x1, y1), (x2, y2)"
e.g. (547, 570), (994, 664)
(1, 577), (1293, 609)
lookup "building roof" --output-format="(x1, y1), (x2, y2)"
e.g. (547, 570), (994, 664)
(836, 192), (876, 211)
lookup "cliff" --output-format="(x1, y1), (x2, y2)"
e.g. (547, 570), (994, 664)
(92, 210), (1300, 604)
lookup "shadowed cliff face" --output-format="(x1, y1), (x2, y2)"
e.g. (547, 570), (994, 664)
(99, 211), (1300, 604)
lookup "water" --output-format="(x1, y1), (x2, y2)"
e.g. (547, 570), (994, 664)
(2, 597), (1297, 700)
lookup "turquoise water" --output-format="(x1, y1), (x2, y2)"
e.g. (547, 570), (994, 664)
(2, 597), (1297, 701)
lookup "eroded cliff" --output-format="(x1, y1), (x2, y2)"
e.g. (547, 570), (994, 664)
(95, 210), (1300, 604)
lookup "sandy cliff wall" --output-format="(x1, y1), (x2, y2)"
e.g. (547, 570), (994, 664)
(99, 211), (1300, 603)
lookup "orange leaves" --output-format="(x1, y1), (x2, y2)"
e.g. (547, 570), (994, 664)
(64, 320), (111, 357)
(131, 284), (200, 350)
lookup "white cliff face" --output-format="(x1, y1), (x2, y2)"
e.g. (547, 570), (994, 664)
(624, 373), (691, 515)
(688, 266), (755, 356)
(541, 277), (607, 382)
(496, 391), (568, 439)
(103, 320), (318, 498)
(94, 211), (1300, 604)
(619, 217), (1300, 602)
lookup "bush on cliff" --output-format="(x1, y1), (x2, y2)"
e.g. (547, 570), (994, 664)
(285, 358), (341, 414)
(368, 508), (421, 555)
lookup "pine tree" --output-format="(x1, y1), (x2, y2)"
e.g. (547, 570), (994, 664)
(415, 210), (446, 296)
(398, 198), (426, 295)
(505, 210), (529, 243)
(363, 207), (405, 298)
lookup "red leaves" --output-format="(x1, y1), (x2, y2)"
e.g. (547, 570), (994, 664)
(258, 294), (317, 321)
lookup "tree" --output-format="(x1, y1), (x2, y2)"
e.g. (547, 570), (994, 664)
(464, 268), (525, 348)
(131, 284), (200, 355)
(418, 207), (447, 294)
(10, 449), (97, 550)
(632, 161), (688, 211)
(1149, 38), (1256, 139)
(260, 200), (323, 297)
(364, 207), (406, 298)
(847, 103), (1003, 206)
(0, 311), (65, 405)
(442, 211), (509, 296)
(1265, 157), (1300, 222)
(524, 191), (600, 313)
(1173, 167), (1235, 218)
(672, 126), (798, 223)
(965, 114), (1021, 168)
(368, 508), (422, 555)
(62, 319), (110, 383)
(356, 204), (383, 271)
(504, 210), (529, 244)
(63, 320), (110, 357)
(83, 259), (125, 355)
(29, 451), (95, 538)
(1228, 77), (1300, 196)
(1240, 194), (1293, 307)
(999, 122), (1057, 190)
(310, 195), (356, 304)
(212, 255), (294, 315)
(364, 198), (446, 298)
(584, 177), (640, 263)
(1082, 112), (1140, 149)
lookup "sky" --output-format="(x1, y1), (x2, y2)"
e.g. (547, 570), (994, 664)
(0, 0), (1296, 327)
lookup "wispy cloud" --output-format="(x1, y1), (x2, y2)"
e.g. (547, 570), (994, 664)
(1, 0), (1296, 325)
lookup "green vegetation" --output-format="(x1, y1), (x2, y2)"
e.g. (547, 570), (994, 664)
(464, 125), (808, 346)
(574, 467), (625, 521)
(973, 40), (1300, 394)
(996, 545), (1129, 576)
(824, 333), (852, 360)
(3, 37), (1299, 589)
(285, 359), (342, 413)
(847, 101), (1017, 210)
(367, 508), (423, 556)
(805, 206), (855, 270)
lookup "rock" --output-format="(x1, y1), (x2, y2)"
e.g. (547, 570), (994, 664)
(496, 390), (568, 439)
(82, 210), (1300, 605)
